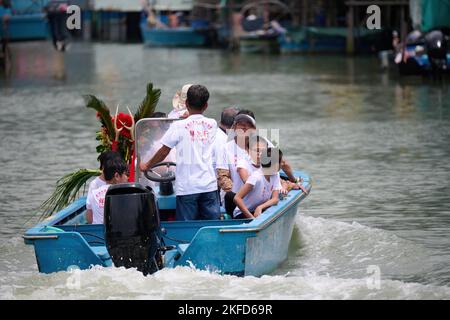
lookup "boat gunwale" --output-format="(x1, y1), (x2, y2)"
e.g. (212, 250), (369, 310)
(23, 172), (311, 239)
(218, 183), (311, 233)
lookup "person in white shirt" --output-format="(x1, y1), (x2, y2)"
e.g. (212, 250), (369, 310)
(85, 151), (122, 218)
(216, 112), (257, 216)
(86, 157), (129, 224)
(221, 109), (307, 197)
(233, 140), (283, 219)
(139, 85), (220, 221)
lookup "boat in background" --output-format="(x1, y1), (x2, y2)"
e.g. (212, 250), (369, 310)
(140, 24), (212, 47)
(140, 0), (216, 47)
(1, 0), (49, 41)
(237, 0), (289, 54)
(23, 118), (312, 276)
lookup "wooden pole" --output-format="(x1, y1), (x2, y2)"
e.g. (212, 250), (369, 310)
(400, 5), (407, 41)
(346, 5), (354, 54)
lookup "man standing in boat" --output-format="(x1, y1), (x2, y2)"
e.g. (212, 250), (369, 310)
(140, 85), (220, 221)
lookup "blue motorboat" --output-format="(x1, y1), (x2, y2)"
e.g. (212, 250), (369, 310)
(140, 22), (211, 47)
(24, 118), (311, 276)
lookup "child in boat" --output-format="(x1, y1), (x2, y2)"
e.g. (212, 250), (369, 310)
(139, 84), (220, 221)
(219, 109), (307, 200)
(233, 139), (282, 219)
(168, 84), (192, 119)
(85, 151), (122, 214)
(86, 157), (129, 224)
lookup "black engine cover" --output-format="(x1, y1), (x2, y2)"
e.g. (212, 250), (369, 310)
(104, 183), (161, 275)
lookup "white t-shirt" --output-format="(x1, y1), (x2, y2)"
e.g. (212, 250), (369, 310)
(216, 127), (229, 145)
(160, 114), (218, 196)
(234, 170), (282, 217)
(216, 139), (253, 193)
(87, 184), (111, 224)
(86, 176), (107, 210)
(235, 158), (259, 193)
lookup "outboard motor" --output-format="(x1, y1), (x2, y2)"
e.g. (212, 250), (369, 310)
(425, 30), (448, 76)
(104, 183), (162, 275)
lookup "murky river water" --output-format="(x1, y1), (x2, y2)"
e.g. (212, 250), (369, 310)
(1, 42), (449, 299)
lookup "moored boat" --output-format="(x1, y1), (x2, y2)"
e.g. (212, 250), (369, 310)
(139, 0), (215, 47)
(140, 23), (211, 47)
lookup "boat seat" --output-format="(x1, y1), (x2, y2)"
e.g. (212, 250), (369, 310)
(91, 246), (111, 262)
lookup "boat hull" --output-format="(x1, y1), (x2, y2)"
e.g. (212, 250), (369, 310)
(24, 171), (311, 276)
(140, 23), (210, 47)
(2, 14), (49, 41)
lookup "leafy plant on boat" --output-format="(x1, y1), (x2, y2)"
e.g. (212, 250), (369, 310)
(38, 82), (161, 220)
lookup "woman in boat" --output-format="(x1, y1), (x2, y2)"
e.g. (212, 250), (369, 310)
(85, 151), (122, 219)
(216, 113), (256, 216)
(86, 157), (129, 224)
(217, 109), (305, 215)
(233, 139), (282, 219)
(86, 151), (122, 193)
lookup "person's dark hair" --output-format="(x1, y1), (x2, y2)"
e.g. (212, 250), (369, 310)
(150, 112), (167, 118)
(261, 147), (283, 168)
(103, 158), (128, 181)
(187, 85), (209, 110)
(220, 106), (240, 128)
(236, 109), (255, 121)
(98, 151), (122, 170)
(233, 113), (256, 128)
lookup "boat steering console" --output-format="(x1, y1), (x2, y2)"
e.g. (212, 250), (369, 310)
(144, 161), (176, 196)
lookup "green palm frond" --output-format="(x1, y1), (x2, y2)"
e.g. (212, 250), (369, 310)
(84, 95), (115, 141)
(38, 169), (101, 221)
(134, 82), (161, 122)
